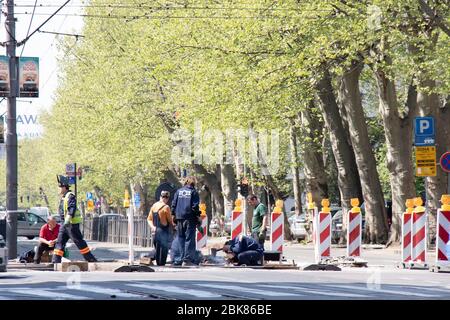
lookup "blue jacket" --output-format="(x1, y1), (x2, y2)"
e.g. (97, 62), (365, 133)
(171, 185), (200, 220)
(229, 235), (264, 255)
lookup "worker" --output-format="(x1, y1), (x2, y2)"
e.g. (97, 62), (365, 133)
(247, 194), (268, 248)
(222, 234), (264, 266)
(171, 176), (201, 267)
(52, 175), (97, 263)
(148, 191), (174, 266)
(34, 216), (60, 264)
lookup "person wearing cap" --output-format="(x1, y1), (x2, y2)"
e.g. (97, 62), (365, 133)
(52, 175), (97, 263)
(34, 216), (60, 264)
(148, 191), (174, 266)
(222, 234), (264, 266)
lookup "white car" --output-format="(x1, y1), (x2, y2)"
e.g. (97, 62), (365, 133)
(288, 212), (308, 242)
(17, 210), (47, 240)
(29, 207), (50, 221)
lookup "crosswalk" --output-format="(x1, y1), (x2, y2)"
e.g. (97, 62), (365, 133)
(0, 282), (449, 300)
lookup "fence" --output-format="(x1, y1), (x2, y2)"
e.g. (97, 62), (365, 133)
(82, 216), (153, 247)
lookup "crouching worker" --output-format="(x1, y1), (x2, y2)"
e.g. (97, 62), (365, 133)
(222, 234), (264, 266)
(148, 191), (174, 266)
(35, 216), (60, 264)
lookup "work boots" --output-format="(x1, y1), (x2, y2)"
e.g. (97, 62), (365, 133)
(83, 252), (98, 262)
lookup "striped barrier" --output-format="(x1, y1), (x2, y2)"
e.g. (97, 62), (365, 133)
(347, 198), (362, 257)
(429, 195), (450, 273)
(435, 209), (450, 265)
(196, 215), (208, 250)
(231, 210), (243, 240)
(271, 210), (284, 253)
(401, 210), (413, 263)
(315, 211), (332, 263)
(412, 210), (427, 263)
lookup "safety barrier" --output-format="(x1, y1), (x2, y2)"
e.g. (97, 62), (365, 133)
(231, 199), (243, 240)
(315, 203), (332, 263)
(347, 198), (362, 257)
(412, 202), (427, 265)
(270, 200), (284, 253)
(430, 195), (450, 272)
(196, 215), (208, 250)
(401, 200), (414, 263)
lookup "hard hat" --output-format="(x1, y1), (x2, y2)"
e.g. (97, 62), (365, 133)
(57, 175), (69, 187)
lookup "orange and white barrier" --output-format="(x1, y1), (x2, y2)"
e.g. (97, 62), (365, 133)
(401, 211), (413, 263)
(436, 209), (450, 264)
(231, 200), (244, 240)
(270, 204), (284, 253)
(196, 215), (208, 250)
(347, 198), (362, 257)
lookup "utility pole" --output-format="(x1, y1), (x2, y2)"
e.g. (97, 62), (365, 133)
(5, 0), (18, 259)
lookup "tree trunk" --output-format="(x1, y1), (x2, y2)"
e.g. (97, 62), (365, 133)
(93, 186), (111, 215)
(221, 164), (237, 219)
(340, 62), (388, 243)
(418, 79), (450, 244)
(199, 184), (212, 234)
(39, 187), (50, 209)
(315, 69), (363, 243)
(300, 105), (329, 206)
(163, 168), (182, 188)
(193, 164), (225, 216)
(374, 68), (417, 245)
(289, 120), (303, 215)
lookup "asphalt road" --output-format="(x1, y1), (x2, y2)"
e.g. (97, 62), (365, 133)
(1, 267), (449, 300)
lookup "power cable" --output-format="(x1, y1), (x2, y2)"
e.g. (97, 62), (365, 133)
(20, 0), (38, 57)
(38, 29), (84, 38)
(16, 0), (72, 47)
(12, 12), (353, 20)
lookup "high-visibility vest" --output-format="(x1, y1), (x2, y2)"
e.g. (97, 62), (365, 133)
(64, 192), (82, 224)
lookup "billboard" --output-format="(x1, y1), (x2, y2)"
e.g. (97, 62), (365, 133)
(0, 56), (10, 97)
(19, 57), (39, 98)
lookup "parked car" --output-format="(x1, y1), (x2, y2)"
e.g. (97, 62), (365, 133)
(29, 207), (50, 221)
(288, 212), (308, 242)
(16, 210), (47, 240)
(331, 207), (366, 243)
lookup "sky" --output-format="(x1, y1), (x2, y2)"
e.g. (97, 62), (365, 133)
(0, 0), (85, 139)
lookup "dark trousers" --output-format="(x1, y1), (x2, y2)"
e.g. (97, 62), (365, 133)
(237, 250), (263, 266)
(52, 223), (96, 263)
(176, 219), (197, 264)
(35, 243), (53, 264)
(154, 226), (170, 266)
(251, 231), (266, 248)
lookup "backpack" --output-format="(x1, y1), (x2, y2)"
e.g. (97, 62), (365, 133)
(19, 249), (35, 263)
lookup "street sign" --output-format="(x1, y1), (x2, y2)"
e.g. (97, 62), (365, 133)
(440, 152), (450, 173)
(414, 117), (435, 146)
(66, 163), (76, 176)
(68, 176), (76, 185)
(134, 193), (141, 208)
(86, 192), (93, 200)
(415, 146), (436, 176)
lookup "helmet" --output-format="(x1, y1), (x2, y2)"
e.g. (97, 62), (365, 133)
(57, 175), (70, 188)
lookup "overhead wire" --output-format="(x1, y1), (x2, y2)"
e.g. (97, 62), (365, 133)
(20, 0), (38, 57)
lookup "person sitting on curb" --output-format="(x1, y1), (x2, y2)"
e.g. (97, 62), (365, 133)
(222, 234), (264, 266)
(35, 216), (60, 264)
